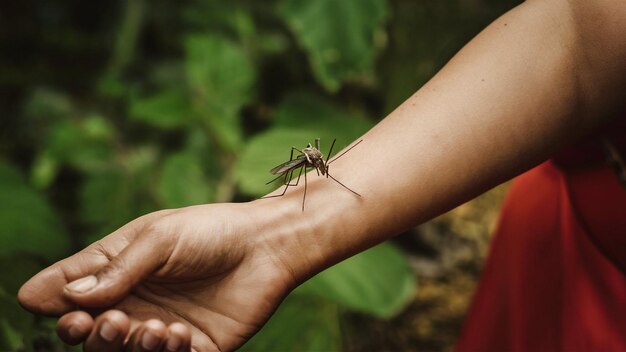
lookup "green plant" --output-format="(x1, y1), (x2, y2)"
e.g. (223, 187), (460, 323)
(0, 0), (518, 349)
(0, 0), (418, 349)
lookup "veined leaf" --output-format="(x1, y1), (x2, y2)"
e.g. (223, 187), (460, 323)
(0, 288), (34, 352)
(297, 243), (416, 318)
(279, 0), (389, 91)
(157, 152), (213, 208)
(129, 89), (191, 129)
(0, 161), (70, 261)
(184, 34), (255, 151)
(80, 169), (134, 243)
(0, 256), (41, 350)
(273, 93), (374, 137)
(240, 294), (341, 352)
(23, 88), (73, 121)
(45, 116), (115, 174)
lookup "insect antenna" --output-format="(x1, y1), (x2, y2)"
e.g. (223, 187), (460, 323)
(321, 139), (362, 197)
(326, 139), (337, 161)
(325, 139), (362, 178)
(324, 139), (337, 178)
(327, 139), (363, 165)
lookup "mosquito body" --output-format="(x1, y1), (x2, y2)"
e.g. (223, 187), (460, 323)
(263, 138), (362, 211)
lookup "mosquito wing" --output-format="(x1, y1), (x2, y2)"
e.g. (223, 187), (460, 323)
(270, 155), (307, 175)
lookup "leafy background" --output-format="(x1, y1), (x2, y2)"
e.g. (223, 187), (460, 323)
(0, 0), (518, 350)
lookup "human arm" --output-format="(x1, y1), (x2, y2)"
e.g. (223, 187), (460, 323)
(263, 0), (626, 281)
(18, 0), (626, 351)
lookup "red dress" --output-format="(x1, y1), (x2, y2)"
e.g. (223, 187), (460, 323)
(456, 122), (626, 351)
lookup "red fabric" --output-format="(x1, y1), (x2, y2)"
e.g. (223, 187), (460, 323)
(456, 161), (626, 351)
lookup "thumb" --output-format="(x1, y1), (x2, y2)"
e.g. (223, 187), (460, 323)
(63, 233), (172, 307)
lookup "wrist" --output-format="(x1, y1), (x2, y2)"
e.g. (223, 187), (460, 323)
(246, 174), (372, 287)
(246, 196), (320, 287)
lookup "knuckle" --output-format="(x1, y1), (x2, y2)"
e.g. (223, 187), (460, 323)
(96, 257), (131, 286)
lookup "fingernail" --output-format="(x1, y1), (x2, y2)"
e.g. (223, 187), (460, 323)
(99, 322), (118, 342)
(166, 335), (181, 351)
(142, 331), (160, 350)
(65, 275), (97, 293)
(68, 325), (82, 339)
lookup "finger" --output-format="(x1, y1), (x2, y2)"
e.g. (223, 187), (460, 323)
(18, 251), (109, 315)
(84, 309), (130, 352)
(17, 215), (151, 315)
(164, 322), (192, 352)
(56, 311), (94, 345)
(63, 227), (175, 308)
(126, 319), (168, 352)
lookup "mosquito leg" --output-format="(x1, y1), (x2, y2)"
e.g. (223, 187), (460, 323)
(327, 173), (362, 197)
(285, 167), (298, 186)
(284, 165), (304, 187)
(267, 157), (306, 186)
(265, 171), (288, 185)
(272, 149), (298, 186)
(265, 167), (294, 186)
(302, 166), (308, 212)
(289, 147), (297, 161)
(291, 164), (304, 186)
(261, 163), (306, 199)
(261, 171), (293, 199)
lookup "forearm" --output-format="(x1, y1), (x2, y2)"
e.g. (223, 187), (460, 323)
(252, 0), (626, 283)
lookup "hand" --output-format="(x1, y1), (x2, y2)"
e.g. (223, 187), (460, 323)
(18, 203), (298, 351)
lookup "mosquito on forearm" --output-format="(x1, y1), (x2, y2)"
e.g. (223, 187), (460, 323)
(262, 138), (363, 211)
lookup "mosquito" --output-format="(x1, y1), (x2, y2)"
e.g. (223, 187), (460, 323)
(262, 138), (363, 211)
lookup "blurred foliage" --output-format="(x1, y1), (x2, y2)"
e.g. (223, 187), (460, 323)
(0, 0), (519, 350)
(279, 0), (389, 92)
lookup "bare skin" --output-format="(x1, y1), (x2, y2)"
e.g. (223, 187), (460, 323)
(19, 205), (298, 351)
(18, 0), (626, 351)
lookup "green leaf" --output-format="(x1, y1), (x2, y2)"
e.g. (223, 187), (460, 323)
(45, 117), (115, 173)
(279, 0), (389, 91)
(0, 161), (70, 261)
(30, 151), (59, 189)
(273, 93), (374, 137)
(184, 34), (255, 151)
(235, 94), (373, 196)
(157, 152), (213, 208)
(80, 170), (134, 242)
(0, 318), (22, 352)
(0, 256), (41, 350)
(0, 255), (43, 296)
(182, 2), (249, 35)
(23, 88), (73, 121)
(240, 294), (341, 352)
(0, 288), (34, 352)
(97, 72), (128, 98)
(297, 243), (416, 318)
(83, 114), (116, 141)
(129, 89), (191, 129)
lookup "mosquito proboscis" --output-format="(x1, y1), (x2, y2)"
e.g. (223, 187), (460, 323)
(262, 138), (363, 211)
